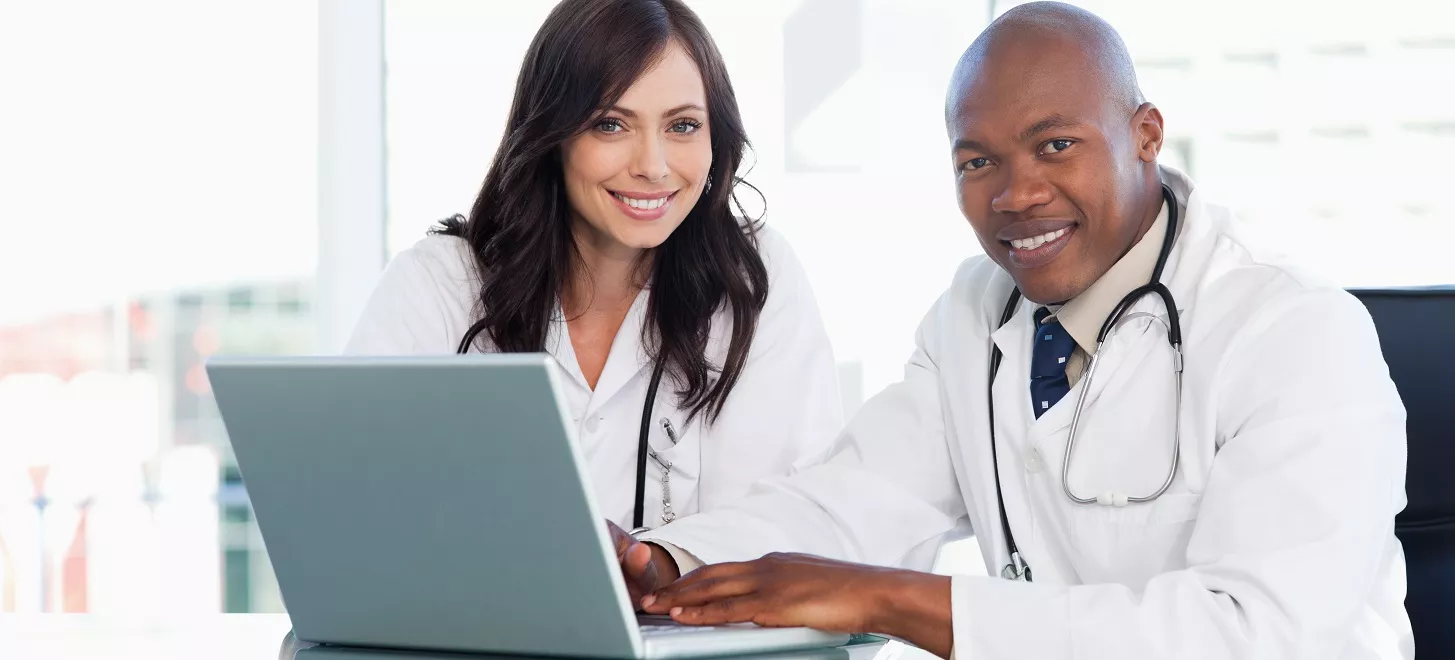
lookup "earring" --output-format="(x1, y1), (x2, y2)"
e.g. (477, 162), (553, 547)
(705, 174), (713, 192)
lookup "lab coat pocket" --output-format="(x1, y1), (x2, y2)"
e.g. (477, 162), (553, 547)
(1063, 492), (1201, 587)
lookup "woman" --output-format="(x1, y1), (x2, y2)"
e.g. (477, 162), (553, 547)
(346, 0), (843, 532)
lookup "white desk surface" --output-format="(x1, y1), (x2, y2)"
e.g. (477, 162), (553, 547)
(0, 615), (927, 660)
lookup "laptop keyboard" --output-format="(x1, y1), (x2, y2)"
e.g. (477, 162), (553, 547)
(638, 615), (744, 634)
(640, 624), (724, 634)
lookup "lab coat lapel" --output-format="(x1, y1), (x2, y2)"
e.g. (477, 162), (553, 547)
(584, 289), (653, 418)
(974, 288), (1043, 564)
(988, 293), (1037, 444)
(546, 300), (591, 391)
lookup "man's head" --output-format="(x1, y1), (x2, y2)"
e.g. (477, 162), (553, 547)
(947, 2), (1165, 304)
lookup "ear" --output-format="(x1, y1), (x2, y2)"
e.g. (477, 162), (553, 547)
(1131, 102), (1164, 164)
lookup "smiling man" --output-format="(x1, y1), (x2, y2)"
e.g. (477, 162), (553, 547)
(607, 2), (1410, 659)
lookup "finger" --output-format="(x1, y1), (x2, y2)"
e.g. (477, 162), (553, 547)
(644, 574), (758, 613)
(656, 561), (756, 594)
(669, 596), (763, 627)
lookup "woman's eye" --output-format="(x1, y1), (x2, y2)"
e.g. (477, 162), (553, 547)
(596, 118), (624, 134)
(669, 119), (702, 134)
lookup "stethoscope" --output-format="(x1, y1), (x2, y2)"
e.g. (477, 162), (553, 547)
(987, 184), (1184, 582)
(630, 361), (678, 532)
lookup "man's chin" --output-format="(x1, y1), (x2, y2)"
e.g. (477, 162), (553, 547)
(1011, 271), (1089, 307)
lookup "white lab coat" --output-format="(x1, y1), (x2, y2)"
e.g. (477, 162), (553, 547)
(344, 225), (844, 530)
(647, 168), (1412, 659)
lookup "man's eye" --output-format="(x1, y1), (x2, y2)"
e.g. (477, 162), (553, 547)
(961, 157), (991, 171)
(1041, 139), (1074, 154)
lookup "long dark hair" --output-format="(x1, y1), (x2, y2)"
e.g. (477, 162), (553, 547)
(435, 0), (768, 424)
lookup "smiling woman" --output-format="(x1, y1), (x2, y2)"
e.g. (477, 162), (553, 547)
(344, 0), (843, 534)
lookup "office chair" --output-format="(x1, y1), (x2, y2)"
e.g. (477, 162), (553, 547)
(1350, 286), (1455, 657)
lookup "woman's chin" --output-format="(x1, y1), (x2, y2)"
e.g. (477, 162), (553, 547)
(613, 222), (681, 251)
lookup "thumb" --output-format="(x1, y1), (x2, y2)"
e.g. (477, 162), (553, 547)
(627, 541), (661, 591)
(606, 520), (631, 559)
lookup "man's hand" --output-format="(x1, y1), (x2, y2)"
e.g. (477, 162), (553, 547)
(607, 520), (682, 609)
(640, 552), (954, 658)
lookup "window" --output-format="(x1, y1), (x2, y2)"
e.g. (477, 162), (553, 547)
(0, 0), (316, 613)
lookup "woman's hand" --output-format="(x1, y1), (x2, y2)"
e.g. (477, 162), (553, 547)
(606, 520), (682, 608)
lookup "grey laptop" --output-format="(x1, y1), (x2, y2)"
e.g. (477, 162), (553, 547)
(207, 354), (851, 659)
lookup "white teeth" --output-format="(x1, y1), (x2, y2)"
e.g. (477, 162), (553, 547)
(1009, 228), (1069, 251)
(614, 193), (669, 210)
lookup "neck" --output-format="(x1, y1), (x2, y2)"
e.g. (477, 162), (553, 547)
(563, 220), (651, 318)
(1121, 178), (1165, 259)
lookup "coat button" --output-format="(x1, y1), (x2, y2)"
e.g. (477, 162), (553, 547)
(585, 416), (601, 433)
(1025, 447), (1044, 473)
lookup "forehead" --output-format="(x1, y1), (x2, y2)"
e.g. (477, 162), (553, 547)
(948, 39), (1114, 142)
(616, 40), (706, 110)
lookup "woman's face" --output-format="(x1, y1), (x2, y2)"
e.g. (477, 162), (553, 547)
(561, 40), (713, 258)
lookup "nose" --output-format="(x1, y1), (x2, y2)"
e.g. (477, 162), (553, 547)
(990, 167), (1054, 215)
(629, 133), (670, 183)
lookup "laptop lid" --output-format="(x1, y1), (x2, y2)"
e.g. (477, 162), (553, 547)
(207, 354), (644, 658)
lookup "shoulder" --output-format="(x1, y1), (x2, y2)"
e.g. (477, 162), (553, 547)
(922, 253), (1008, 335)
(733, 222), (815, 316)
(376, 233), (482, 309)
(391, 233), (478, 286)
(750, 222), (806, 286)
(711, 223), (829, 358)
(1199, 213), (1369, 336)
(1190, 210), (1390, 406)
(349, 233), (481, 351)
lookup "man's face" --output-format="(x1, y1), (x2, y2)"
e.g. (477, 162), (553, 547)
(949, 37), (1159, 305)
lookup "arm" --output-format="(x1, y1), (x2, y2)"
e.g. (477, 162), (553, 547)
(693, 228), (845, 509)
(648, 287), (1406, 660)
(641, 289), (968, 570)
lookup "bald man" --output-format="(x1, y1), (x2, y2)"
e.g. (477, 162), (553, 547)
(608, 3), (1410, 658)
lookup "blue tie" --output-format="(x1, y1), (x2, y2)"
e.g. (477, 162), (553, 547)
(1030, 307), (1077, 419)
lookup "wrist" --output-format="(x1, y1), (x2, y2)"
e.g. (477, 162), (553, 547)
(644, 542), (682, 583)
(870, 570), (953, 656)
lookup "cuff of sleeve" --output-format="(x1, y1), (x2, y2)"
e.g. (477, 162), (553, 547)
(640, 538), (706, 575)
(954, 574), (1071, 658)
(950, 575), (971, 660)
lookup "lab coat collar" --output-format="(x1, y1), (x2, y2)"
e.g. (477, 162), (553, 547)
(1054, 166), (1217, 431)
(1050, 200), (1169, 355)
(545, 300), (587, 390)
(544, 287), (654, 405)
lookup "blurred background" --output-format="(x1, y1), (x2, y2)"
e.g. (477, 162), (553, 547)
(0, 0), (1450, 614)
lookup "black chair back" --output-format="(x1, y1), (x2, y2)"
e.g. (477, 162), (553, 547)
(1349, 286), (1455, 657)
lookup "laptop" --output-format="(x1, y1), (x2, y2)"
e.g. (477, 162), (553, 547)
(207, 354), (851, 659)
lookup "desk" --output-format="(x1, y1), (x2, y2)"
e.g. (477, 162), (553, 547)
(0, 615), (920, 660)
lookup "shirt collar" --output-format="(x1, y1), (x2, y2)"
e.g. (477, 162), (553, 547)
(1047, 199), (1169, 355)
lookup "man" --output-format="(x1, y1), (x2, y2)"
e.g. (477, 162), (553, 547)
(608, 3), (1411, 658)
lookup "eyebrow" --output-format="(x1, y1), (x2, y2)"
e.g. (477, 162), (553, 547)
(608, 103), (706, 119)
(953, 138), (988, 153)
(951, 114), (1083, 153)
(1018, 114), (1082, 142)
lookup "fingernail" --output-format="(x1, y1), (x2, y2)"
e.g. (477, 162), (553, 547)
(641, 595), (656, 608)
(670, 607), (683, 617)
